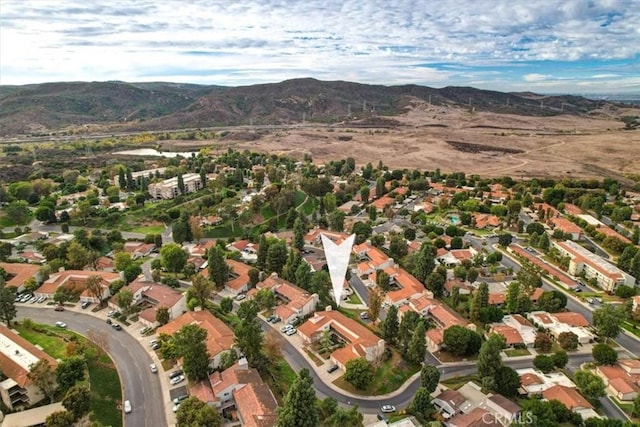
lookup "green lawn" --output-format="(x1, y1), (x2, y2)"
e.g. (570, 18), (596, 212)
(261, 205), (276, 219)
(12, 323), (72, 359)
(88, 356), (122, 427)
(293, 190), (307, 207)
(203, 223), (244, 238)
(131, 225), (165, 234)
(345, 292), (362, 305)
(300, 197), (319, 215)
(504, 348), (531, 357)
(0, 211), (33, 227)
(441, 374), (480, 390)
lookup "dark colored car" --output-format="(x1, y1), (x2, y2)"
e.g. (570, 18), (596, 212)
(111, 323), (122, 331)
(327, 364), (339, 373)
(106, 319), (112, 325)
(81, 301), (91, 309)
(54, 305), (65, 312)
(169, 370), (184, 379)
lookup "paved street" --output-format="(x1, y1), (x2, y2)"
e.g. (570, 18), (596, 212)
(16, 305), (167, 427)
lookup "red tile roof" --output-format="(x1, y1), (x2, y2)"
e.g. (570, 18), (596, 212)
(551, 312), (590, 327)
(0, 324), (58, 388)
(0, 262), (40, 288)
(157, 310), (234, 358)
(233, 383), (278, 427)
(542, 385), (592, 410)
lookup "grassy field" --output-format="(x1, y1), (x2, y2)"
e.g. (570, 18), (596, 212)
(0, 211), (33, 228)
(504, 348), (531, 357)
(293, 190), (307, 207)
(131, 224), (165, 234)
(299, 197), (319, 215)
(14, 320), (122, 427)
(441, 374), (480, 390)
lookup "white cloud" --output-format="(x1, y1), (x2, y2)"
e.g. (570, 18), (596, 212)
(0, 0), (638, 93)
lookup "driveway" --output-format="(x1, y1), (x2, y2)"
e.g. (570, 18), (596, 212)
(16, 306), (166, 427)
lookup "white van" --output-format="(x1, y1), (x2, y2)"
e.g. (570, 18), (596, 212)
(124, 400), (132, 413)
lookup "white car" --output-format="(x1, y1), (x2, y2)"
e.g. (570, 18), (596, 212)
(170, 375), (185, 385)
(55, 321), (67, 328)
(281, 324), (294, 333)
(235, 294), (246, 301)
(380, 405), (396, 413)
(150, 364), (158, 373)
(124, 400), (132, 413)
(285, 328), (297, 336)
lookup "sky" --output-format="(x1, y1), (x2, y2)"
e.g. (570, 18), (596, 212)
(1, 0), (639, 94)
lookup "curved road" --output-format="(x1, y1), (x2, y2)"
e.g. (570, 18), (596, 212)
(16, 307), (166, 427)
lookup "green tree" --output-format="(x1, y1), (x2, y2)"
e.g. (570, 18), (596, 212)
(219, 297), (233, 313)
(367, 288), (383, 321)
(55, 355), (86, 392)
(123, 264), (142, 284)
(505, 281), (520, 313)
(65, 241), (91, 270)
(46, 410), (76, 427)
(0, 278), (17, 326)
(28, 359), (57, 403)
(381, 305), (399, 345)
(114, 251), (133, 271)
(256, 235), (269, 270)
(295, 262), (312, 291)
(235, 300), (266, 370)
(376, 270), (390, 291)
(557, 331), (579, 351)
(160, 243), (188, 276)
(266, 240), (288, 275)
(470, 282), (489, 322)
(413, 242), (435, 283)
(248, 268), (260, 287)
(293, 218), (305, 251)
(451, 286), (460, 308)
(593, 305), (626, 343)
(190, 273), (214, 308)
(5, 200), (29, 224)
(207, 246), (229, 289)
(276, 369), (319, 427)
(174, 324), (210, 382)
(533, 355), (555, 373)
(156, 306), (170, 325)
(409, 387), (434, 422)
(574, 369), (606, 398)
(62, 384), (91, 420)
(443, 325), (482, 356)
(329, 210), (345, 232)
(633, 394), (640, 418)
(498, 233), (513, 247)
(176, 396), (221, 427)
(420, 365), (441, 393)
(494, 366), (521, 397)
(398, 311), (421, 354)
(592, 343), (618, 365)
(255, 288), (276, 311)
(425, 272), (445, 297)
(477, 334), (505, 379)
(116, 288), (134, 313)
(406, 322), (427, 364)
(344, 358), (375, 390)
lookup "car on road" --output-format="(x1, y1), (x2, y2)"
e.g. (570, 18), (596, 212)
(55, 321), (67, 328)
(124, 400), (132, 414)
(235, 294), (246, 301)
(359, 312), (369, 320)
(151, 342), (161, 350)
(281, 324), (294, 333)
(327, 364), (339, 373)
(106, 319), (112, 325)
(150, 363), (158, 373)
(81, 301), (91, 309)
(170, 375), (185, 385)
(169, 370), (183, 379)
(380, 405), (396, 413)
(54, 305), (65, 312)
(285, 328), (297, 336)
(111, 323), (122, 331)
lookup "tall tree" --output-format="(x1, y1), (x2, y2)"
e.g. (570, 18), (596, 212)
(189, 216), (203, 242)
(65, 241), (91, 270)
(593, 305), (626, 343)
(425, 272), (445, 297)
(85, 275), (105, 306)
(256, 235), (269, 270)
(470, 282), (489, 322)
(266, 240), (288, 275)
(156, 306), (170, 325)
(208, 246), (229, 289)
(0, 277), (17, 326)
(176, 397), (221, 427)
(190, 274), (214, 308)
(420, 365), (441, 393)
(55, 356), (86, 393)
(477, 334), (505, 379)
(381, 305), (399, 345)
(494, 366), (521, 397)
(294, 262), (312, 291)
(293, 217), (305, 251)
(409, 387), (434, 422)
(505, 281), (520, 314)
(173, 324), (210, 382)
(177, 172), (185, 195)
(28, 359), (57, 403)
(574, 370), (606, 399)
(46, 411), (76, 427)
(62, 385), (91, 420)
(406, 322), (427, 364)
(344, 358), (375, 390)
(276, 369), (319, 427)
(398, 311), (421, 354)
(160, 243), (188, 276)
(592, 343), (618, 366)
(235, 300), (266, 370)
(115, 288), (134, 313)
(451, 286), (460, 308)
(367, 288), (383, 321)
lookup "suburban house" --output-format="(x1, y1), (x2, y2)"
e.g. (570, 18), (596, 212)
(369, 195), (395, 213)
(552, 240), (635, 292)
(446, 407), (500, 427)
(487, 325), (524, 348)
(122, 241), (155, 259)
(224, 259), (252, 295)
(35, 270), (121, 303)
(375, 266), (431, 306)
(500, 315), (537, 347)
(353, 241), (394, 276)
(0, 262), (40, 293)
(255, 273), (319, 324)
(189, 240), (216, 258)
(548, 217), (583, 240)
(437, 248), (477, 267)
(0, 324), (59, 410)
(516, 368), (577, 396)
(486, 394), (522, 427)
(433, 389), (467, 419)
(110, 280), (187, 328)
(226, 240), (259, 262)
(528, 311), (595, 344)
(472, 214), (501, 229)
(444, 279), (472, 297)
(157, 310), (235, 369)
(304, 228), (348, 246)
(595, 360), (640, 401)
(148, 173), (202, 199)
(298, 309), (385, 370)
(541, 384), (599, 420)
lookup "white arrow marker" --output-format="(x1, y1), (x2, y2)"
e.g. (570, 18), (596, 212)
(321, 233), (356, 306)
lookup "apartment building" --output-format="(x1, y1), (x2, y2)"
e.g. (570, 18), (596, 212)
(553, 240), (635, 292)
(148, 173), (202, 199)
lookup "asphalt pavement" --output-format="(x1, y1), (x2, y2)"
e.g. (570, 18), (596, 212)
(16, 306), (167, 427)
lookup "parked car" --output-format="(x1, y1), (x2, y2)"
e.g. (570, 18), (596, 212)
(327, 364), (339, 374)
(151, 342), (161, 350)
(359, 312), (369, 320)
(37, 296), (46, 303)
(124, 400), (132, 414)
(140, 326), (151, 335)
(28, 296), (38, 304)
(281, 324), (294, 333)
(81, 301), (91, 309)
(106, 319), (112, 325)
(285, 328), (297, 336)
(54, 305), (65, 312)
(55, 321), (67, 328)
(172, 403), (181, 413)
(170, 375), (185, 385)
(377, 414), (389, 423)
(169, 370), (183, 379)
(150, 364), (158, 373)
(173, 394), (189, 405)
(111, 323), (122, 331)
(107, 310), (116, 317)
(235, 294), (246, 301)
(380, 405), (396, 413)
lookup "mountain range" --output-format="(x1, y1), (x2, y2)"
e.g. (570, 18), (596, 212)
(0, 78), (620, 137)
